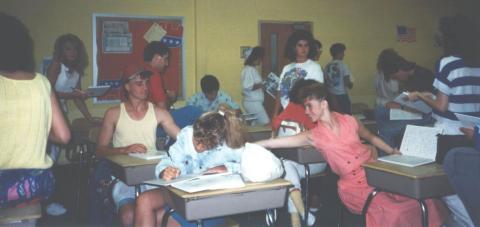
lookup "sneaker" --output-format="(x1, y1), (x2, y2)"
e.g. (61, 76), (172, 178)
(46, 202), (67, 216)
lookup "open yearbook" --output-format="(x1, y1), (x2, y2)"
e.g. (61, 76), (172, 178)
(143, 172), (245, 193)
(378, 125), (443, 167)
(128, 150), (168, 160)
(263, 72), (279, 99)
(393, 92), (432, 114)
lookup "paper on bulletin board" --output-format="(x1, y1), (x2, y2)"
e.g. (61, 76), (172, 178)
(144, 23), (166, 43)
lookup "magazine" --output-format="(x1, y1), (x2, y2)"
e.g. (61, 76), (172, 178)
(263, 72), (279, 99)
(393, 92), (432, 114)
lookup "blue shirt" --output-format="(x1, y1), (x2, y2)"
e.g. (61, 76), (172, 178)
(155, 126), (243, 178)
(186, 90), (240, 112)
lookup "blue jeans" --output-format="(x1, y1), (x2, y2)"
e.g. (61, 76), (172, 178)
(444, 147), (480, 226)
(374, 105), (434, 156)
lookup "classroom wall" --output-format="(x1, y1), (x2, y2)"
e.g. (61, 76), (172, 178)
(2, 0), (459, 120)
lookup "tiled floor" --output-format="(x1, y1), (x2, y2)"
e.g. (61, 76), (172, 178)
(38, 164), (364, 227)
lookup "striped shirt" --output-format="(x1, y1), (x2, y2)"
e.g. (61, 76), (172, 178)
(432, 56), (480, 134)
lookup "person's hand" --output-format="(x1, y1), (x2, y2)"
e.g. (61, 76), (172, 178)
(72, 88), (88, 99)
(385, 101), (401, 109)
(405, 91), (420, 101)
(124, 143), (147, 153)
(390, 147), (401, 155)
(205, 165), (227, 174)
(460, 127), (475, 140)
(161, 166), (181, 180)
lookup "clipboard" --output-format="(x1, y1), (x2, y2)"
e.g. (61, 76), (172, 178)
(85, 85), (111, 97)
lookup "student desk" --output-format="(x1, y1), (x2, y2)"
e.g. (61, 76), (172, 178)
(362, 161), (454, 227)
(246, 125), (273, 142)
(159, 179), (292, 227)
(272, 146), (325, 226)
(105, 154), (161, 196)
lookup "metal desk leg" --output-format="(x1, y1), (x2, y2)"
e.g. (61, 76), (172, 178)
(304, 164), (311, 227)
(362, 189), (380, 216)
(419, 200), (428, 227)
(265, 208), (277, 226)
(135, 185), (141, 199)
(161, 207), (175, 227)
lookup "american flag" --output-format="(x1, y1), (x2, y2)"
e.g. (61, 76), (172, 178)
(397, 25), (416, 42)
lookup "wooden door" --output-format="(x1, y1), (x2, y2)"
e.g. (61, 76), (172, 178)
(259, 22), (312, 118)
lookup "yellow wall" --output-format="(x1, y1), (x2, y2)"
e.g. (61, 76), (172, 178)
(2, 0), (459, 120)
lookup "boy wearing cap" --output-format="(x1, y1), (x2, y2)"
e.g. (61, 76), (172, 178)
(96, 64), (180, 226)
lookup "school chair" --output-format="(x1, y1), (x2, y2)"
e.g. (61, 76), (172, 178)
(0, 203), (41, 227)
(276, 120), (329, 226)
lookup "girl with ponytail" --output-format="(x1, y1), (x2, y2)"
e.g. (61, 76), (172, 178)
(134, 107), (246, 227)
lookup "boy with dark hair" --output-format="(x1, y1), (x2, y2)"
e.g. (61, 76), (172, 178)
(187, 74), (240, 112)
(324, 43), (353, 114)
(143, 41), (175, 110)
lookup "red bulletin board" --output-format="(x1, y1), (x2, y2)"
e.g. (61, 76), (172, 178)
(92, 14), (184, 102)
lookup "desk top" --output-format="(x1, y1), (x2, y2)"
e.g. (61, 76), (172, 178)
(362, 161), (446, 179)
(272, 146), (325, 163)
(105, 154), (160, 167)
(246, 125), (272, 133)
(168, 179), (292, 199)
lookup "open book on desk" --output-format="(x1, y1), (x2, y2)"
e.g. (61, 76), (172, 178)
(128, 150), (168, 160)
(389, 109), (422, 120)
(378, 125), (443, 167)
(393, 92), (432, 114)
(143, 172), (245, 193)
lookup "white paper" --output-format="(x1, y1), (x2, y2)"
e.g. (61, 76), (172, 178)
(389, 109), (422, 120)
(171, 173), (245, 193)
(263, 72), (279, 99)
(454, 113), (480, 128)
(128, 150), (168, 160)
(143, 172), (206, 186)
(393, 92), (432, 114)
(378, 125), (443, 167)
(143, 23), (166, 43)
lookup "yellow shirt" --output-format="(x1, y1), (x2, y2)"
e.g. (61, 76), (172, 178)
(112, 102), (157, 150)
(0, 73), (53, 169)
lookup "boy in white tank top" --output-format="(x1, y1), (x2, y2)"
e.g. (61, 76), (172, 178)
(96, 64), (180, 226)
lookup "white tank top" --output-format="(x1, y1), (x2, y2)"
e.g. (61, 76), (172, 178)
(54, 64), (80, 112)
(112, 102), (158, 151)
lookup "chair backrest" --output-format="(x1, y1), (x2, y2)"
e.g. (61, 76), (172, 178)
(88, 127), (101, 144)
(277, 120), (305, 137)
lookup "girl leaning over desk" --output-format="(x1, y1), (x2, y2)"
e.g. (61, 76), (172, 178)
(134, 107), (246, 227)
(256, 82), (448, 227)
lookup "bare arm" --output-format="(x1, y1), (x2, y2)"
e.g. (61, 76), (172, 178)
(154, 101), (168, 110)
(155, 107), (180, 140)
(272, 93), (281, 119)
(49, 92), (71, 144)
(95, 107), (147, 157)
(357, 119), (399, 155)
(255, 131), (311, 149)
(408, 91), (449, 113)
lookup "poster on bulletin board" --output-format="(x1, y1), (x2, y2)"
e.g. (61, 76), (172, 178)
(92, 13), (184, 103)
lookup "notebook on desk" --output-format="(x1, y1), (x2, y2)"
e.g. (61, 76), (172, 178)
(378, 125), (443, 167)
(128, 150), (167, 160)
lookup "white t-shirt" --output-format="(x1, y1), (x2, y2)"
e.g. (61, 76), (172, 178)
(277, 59), (324, 108)
(373, 71), (400, 107)
(241, 65), (264, 102)
(54, 63), (80, 112)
